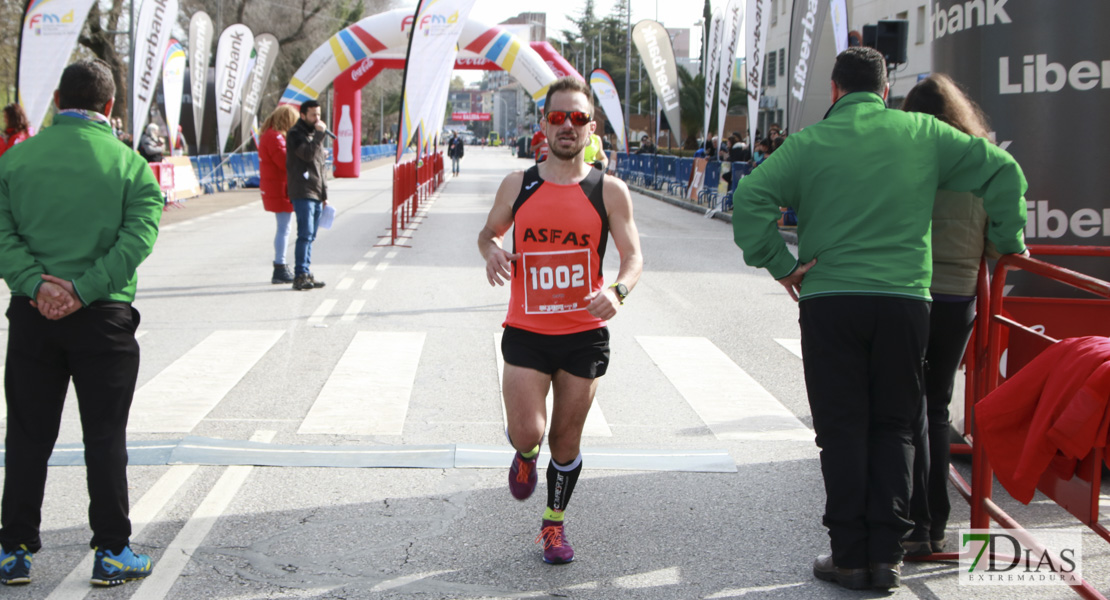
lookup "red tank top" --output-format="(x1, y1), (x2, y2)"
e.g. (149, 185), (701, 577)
(504, 166), (609, 335)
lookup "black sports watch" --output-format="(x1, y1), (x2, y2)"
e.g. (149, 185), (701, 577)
(610, 282), (629, 305)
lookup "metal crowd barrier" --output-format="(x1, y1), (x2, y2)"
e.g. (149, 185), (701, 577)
(188, 144), (396, 195)
(613, 153), (752, 211)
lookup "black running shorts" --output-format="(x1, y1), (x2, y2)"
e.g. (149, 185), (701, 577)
(501, 326), (611, 379)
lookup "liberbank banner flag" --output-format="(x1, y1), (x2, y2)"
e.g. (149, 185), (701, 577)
(786, 0), (830, 132)
(716, 0), (743, 151)
(189, 11), (214, 149)
(395, 0), (478, 162)
(745, 0), (770, 147)
(702, 8), (723, 145)
(830, 0), (848, 55)
(240, 33), (280, 148)
(18, 0), (97, 132)
(214, 24), (254, 154)
(162, 40), (186, 152)
(632, 20), (682, 145)
(132, 0), (180, 149)
(589, 69), (627, 152)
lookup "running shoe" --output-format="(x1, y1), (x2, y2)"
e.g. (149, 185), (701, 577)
(91, 546), (153, 586)
(508, 451), (538, 500)
(535, 519), (574, 564)
(0, 544), (32, 585)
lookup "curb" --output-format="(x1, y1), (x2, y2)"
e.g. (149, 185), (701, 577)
(627, 183), (798, 246)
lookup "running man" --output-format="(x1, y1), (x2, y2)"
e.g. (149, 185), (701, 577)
(478, 76), (643, 564)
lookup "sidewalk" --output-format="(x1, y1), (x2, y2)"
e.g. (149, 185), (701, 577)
(625, 180), (799, 245)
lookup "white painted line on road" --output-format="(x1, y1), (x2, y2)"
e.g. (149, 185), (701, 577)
(493, 333), (612, 438)
(133, 431), (275, 598)
(363, 248), (380, 259)
(45, 464), (199, 600)
(308, 299), (338, 323)
(371, 570), (455, 593)
(774, 338), (803, 360)
(375, 261), (390, 272)
(298, 332), (426, 435)
(361, 278), (379, 291)
(336, 278), (354, 290)
(351, 261), (369, 271)
(704, 582), (808, 598)
(637, 336), (813, 442)
(341, 300), (364, 321)
(385, 250), (399, 261)
(136, 330), (149, 339)
(129, 331), (285, 433)
(613, 566), (681, 588)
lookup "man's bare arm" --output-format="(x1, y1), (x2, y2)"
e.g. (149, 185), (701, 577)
(478, 172), (524, 286)
(585, 176), (643, 319)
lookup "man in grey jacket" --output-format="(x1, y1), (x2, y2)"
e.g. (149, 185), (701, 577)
(286, 99), (329, 291)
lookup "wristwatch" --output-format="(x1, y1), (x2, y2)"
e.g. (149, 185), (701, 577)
(610, 282), (629, 305)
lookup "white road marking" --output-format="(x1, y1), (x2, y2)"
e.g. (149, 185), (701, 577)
(298, 332), (426, 435)
(308, 299), (338, 323)
(361, 278), (379, 291)
(493, 333), (612, 438)
(128, 331), (285, 433)
(385, 250), (400, 261)
(133, 431), (275, 598)
(375, 262), (390, 272)
(637, 336), (813, 441)
(44, 465), (200, 600)
(774, 338), (803, 360)
(341, 300), (364, 321)
(363, 249), (379, 259)
(336, 278), (354, 290)
(351, 261), (369, 271)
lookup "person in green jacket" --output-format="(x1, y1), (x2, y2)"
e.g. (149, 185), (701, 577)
(732, 48), (1028, 591)
(0, 59), (162, 587)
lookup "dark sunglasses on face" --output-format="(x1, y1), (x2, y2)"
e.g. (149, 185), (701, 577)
(545, 111), (591, 126)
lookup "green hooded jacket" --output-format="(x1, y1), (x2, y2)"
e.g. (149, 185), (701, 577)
(732, 92), (1027, 301)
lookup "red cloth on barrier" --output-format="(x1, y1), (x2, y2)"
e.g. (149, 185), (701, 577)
(976, 336), (1110, 504)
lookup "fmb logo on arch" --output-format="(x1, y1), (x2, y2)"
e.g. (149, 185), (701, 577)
(959, 529), (1082, 586)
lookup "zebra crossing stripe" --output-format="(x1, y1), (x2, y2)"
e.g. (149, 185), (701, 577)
(134, 430), (276, 598)
(336, 277), (354, 290)
(298, 332), (426, 435)
(341, 300), (364, 321)
(308, 299), (338, 323)
(128, 331), (285, 433)
(492, 332), (612, 438)
(775, 338), (803, 359)
(636, 336), (813, 442)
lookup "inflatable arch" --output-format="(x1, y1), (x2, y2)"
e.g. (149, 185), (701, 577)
(280, 8), (578, 176)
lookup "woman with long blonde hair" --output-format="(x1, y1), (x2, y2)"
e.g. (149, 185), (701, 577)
(258, 104), (300, 283)
(901, 73), (993, 556)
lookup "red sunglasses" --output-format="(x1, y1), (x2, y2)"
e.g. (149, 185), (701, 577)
(545, 110), (591, 126)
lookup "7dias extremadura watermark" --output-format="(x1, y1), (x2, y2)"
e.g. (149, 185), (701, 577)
(960, 529), (1083, 586)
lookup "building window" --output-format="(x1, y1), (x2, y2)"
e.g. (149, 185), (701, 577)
(771, 0), (778, 25)
(779, 49), (785, 76)
(916, 5), (927, 44)
(766, 50), (777, 87)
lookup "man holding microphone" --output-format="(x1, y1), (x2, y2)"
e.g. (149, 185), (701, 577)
(286, 99), (331, 291)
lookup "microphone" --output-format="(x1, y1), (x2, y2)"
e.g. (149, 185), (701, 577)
(323, 129), (337, 140)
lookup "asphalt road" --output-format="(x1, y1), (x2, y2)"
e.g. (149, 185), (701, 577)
(0, 146), (1106, 599)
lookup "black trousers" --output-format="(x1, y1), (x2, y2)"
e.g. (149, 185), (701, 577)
(799, 295), (929, 568)
(1, 298), (140, 552)
(909, 298), (976, 541)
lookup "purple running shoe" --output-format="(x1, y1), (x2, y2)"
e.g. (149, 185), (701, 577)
(508, 451), (538, 500)
(535, 519), (574, 564)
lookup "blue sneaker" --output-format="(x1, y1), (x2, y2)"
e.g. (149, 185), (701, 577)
(0, 544), (32, 585)
(91, 546), (152, 587)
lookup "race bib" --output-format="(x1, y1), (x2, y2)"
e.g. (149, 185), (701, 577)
(521, 249), (592, 314)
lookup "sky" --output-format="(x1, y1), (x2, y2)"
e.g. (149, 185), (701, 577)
(447, 0), (712, 82)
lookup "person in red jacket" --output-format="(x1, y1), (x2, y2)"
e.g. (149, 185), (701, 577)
(0, 104), (31, 159)
(258, 105), (299, 284)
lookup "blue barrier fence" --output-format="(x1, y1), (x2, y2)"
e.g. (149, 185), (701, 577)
(189, 144), (397, 194)
(614, 153), (752, 211)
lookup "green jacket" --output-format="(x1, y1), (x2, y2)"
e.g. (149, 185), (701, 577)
(0, 114), (162, 304)
(732, 92), (1027, 301)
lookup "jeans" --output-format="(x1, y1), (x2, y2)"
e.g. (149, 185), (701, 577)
(799, 295), (929, 568)
(274, 211), (293, 264)
(451, 156), (460, 174)
(1, 299), (140, 553)
(293, 199), (322, 276)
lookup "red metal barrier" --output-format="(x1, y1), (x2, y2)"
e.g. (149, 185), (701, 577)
(387, 152), (445, 246)
(923, 246), (1110, 600)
